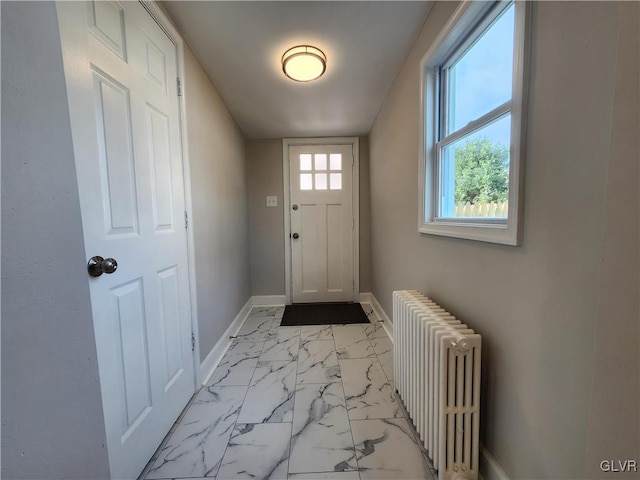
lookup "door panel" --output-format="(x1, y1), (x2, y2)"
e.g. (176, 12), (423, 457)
(146, 105), (175, 231)
(87, 1), (127, 59)
(157, 265), (183, 387)
(92, 69), (139, 235)
(57, 2), (195, 478)
(299, 203), (322, 296)
(142, 33), (168, 93)
(111, 278), (152, 431)
(290, 145), (354, 303)
(326, 203), (344, 292)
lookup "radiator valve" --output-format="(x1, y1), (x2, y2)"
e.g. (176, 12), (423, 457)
(450, 338), (471, 354)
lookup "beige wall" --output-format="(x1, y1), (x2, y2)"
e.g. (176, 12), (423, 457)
(358, 137), (373, 293)
(369, 2), (638, 478)
(183, 47), (252, 361)
(1, 3), (111, 477)
(247, 139), (286, 295)
(247, 137), (373, 296)
(584, 2), (639, 476)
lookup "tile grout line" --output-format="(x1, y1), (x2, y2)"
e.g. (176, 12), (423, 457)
(372, 328), (436, 479)
(286, 318), (301, 478)
(211, 308), (273, 479)
(332, 324), (361, 475)
(271, 308), (296, 479)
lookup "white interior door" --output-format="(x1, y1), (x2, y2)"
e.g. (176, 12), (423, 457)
(289, 144), (355, 303)
(57, 2), (195, 478)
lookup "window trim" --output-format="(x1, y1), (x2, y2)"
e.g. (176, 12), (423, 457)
(418, 0), (531, 246)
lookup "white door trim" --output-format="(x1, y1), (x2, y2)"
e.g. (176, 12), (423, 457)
(140, 1), (200, 387)
(282, 137), (360, 305)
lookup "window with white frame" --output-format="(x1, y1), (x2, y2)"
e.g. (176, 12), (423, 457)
(419, 0), (529, 245)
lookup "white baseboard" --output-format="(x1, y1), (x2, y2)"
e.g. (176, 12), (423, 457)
(358, 293), (375, 325)
(358, 292), (373, 304)
(359, 292), (393, 340)
(199, 297), (253, 385)
(479, 443), (510, 480)
(251, 295), (286, 306)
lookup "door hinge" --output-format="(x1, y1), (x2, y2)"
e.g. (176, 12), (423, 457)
(184, 211), (188, 229)
(177, 77), (182, 97)
(351, 155), (354, 167)
(191, 333), (196, 352)
(352, 218), (355, 230)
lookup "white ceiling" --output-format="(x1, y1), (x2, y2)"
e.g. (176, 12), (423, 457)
(161, 1), (434, 139)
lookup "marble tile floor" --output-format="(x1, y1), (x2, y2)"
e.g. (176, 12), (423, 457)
(140, 306), (435, 480)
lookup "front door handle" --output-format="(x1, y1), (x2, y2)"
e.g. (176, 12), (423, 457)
(88, 256), (118, 277)
(292, 233), (300, 239)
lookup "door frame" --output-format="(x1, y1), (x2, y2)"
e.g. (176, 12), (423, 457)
(139, 1), (201, 387)
(282, 137), (360, 305)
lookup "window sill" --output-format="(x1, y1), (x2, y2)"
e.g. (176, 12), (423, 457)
(418, 220), (520, 246)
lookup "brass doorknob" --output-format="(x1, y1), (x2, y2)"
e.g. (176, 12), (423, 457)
(88, 256), (118, 277)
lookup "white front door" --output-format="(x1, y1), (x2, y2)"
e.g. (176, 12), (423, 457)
(289, 144), (355, 303)
(57, 2), (195, 478)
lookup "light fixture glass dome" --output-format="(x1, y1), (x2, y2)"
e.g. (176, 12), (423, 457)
(282, 45), (326, 82)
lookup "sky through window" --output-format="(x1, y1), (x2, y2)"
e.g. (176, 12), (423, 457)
(447, 3), (514, 144)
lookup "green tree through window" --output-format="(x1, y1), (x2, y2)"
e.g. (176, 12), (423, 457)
(454, 136), (509, 205)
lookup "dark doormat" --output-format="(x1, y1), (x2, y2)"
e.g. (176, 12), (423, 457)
(281, 302), (370, 326)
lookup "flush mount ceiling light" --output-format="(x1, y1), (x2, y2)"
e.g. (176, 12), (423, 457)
(282, 45), (326, 82)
